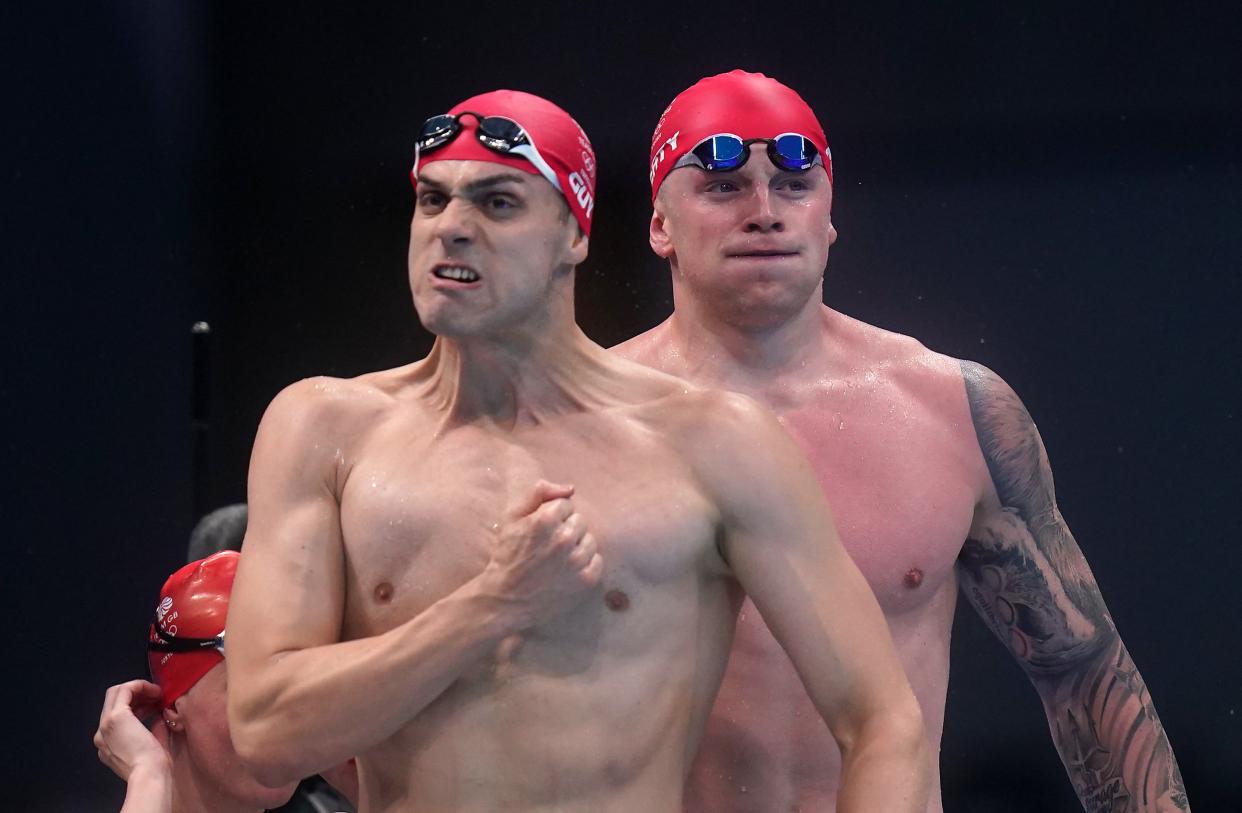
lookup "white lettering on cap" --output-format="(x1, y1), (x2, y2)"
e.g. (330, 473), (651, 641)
(568, 172), (594, 219)
(649, 131), (680, 184)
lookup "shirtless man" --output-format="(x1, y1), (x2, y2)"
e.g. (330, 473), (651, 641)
(614, 70), (1189, 812)
(224, 89), (929, 813)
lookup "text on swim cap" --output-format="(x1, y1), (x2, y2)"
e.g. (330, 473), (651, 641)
(649, 131), (680, 185)
(568, 172), (595, 219)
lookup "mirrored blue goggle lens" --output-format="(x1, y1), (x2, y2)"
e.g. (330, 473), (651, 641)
(770, 134), (818, 171)
(692, 135), (747, 171)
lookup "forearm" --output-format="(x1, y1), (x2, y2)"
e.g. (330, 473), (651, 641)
(836, 708), (932, 813)
(119, 762), (172, 813)
(231, 573), (517, 784)
(1040, 636), (1189, 812)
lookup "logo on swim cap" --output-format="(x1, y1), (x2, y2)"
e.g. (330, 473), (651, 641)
(648, 70), (831, 202)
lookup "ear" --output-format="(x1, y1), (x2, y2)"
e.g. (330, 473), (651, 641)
(649, 206), (674, 259)
(564, 224), (589, 267)
(163, 697), (186, 732)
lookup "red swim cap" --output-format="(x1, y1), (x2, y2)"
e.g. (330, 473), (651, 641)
(147, 551), (237, 708)
(649, 70), (831, 202)
(411, 90), (598, 236)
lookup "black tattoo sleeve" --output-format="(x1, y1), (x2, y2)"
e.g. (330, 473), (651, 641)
(957, 361), (1189, 812)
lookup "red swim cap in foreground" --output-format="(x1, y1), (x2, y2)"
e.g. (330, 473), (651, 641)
(411, 90), (598, 236)
(648, 70), (831, 202)
(147, 551), (237, 708)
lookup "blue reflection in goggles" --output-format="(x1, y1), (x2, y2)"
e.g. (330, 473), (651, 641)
(682, 133), (821, 173)
(701, 135), (745, 170)
(771, 133), (814, 168)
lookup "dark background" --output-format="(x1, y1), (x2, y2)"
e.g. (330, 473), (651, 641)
(6, 2), (1240, 809)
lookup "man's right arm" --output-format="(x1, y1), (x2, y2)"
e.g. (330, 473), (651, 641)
(226, 379), (602, 786)
(683, 391), (931, 813)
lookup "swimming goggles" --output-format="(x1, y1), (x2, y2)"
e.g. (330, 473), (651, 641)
(413, 111), (562, 192)
(674, 132), (825, 174)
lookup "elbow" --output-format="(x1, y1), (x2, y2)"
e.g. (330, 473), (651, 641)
(229, 705), (311, 788)
(844, 694), (931, 775)
(879, 696), (930, 765)
(235, 739), (304, 789)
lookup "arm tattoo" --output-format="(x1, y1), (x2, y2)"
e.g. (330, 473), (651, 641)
(958, 361), (1189, 812)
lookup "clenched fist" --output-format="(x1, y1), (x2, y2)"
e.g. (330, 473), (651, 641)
(481, 480), (604, 629)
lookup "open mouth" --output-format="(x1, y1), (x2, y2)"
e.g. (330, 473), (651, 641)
(432, 264), (481, 283)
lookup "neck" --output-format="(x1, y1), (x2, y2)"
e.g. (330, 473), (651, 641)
(168, 744), (261, 813)
(412, 320), (636, 429)
(666, 285), (834, 389)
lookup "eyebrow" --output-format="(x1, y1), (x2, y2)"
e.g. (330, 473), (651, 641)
(416, 172), (530, 194)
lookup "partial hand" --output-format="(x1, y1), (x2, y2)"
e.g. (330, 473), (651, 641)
(94, 680), (171, 781)
(483, 479), (604, 628)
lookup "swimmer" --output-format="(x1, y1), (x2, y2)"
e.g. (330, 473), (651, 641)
(613, 69), (1189, 811)
(93, 552), (299, 813)
(224, 89), (930, 811)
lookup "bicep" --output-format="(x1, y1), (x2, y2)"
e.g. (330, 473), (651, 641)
(959, 361), (1115, 679)
(227, 384), (349, 674)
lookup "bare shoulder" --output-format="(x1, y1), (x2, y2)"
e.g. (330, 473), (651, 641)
(608, 319), (679, 373)
(251, 364), (424, 480)
(259, 370), (399, 440)
(828, 309), (970, 398)
(639, 387), (792, 474)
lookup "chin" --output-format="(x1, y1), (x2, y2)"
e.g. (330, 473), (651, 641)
(239, 777), (299, 808)
(416, 306), (480, 338)
(721, 289), (817, 330)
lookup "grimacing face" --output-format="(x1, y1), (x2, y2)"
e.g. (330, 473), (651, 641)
(409, 160), (586, 340)
(651, 143), (837, 330)
(168, 664), (297, 807)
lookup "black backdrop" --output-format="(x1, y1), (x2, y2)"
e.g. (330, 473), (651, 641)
(7, 2), (1241, 809)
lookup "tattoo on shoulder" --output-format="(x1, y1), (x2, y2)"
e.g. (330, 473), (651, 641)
(960, 361), (1054, 519)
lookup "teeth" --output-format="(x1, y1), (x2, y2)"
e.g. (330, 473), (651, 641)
(434, 266), (480, 282)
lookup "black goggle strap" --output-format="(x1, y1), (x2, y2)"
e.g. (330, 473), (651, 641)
(148, 621), (225, 655)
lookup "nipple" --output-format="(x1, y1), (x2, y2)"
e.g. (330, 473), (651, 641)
(604, 589), (630, 612)
(903, 568), (924, 589)
(374, 582), (394, 603)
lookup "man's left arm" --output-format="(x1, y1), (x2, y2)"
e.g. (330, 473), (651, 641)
(958, 361), (1189, 812)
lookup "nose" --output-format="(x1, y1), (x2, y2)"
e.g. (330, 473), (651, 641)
(432, 198), (478, 247)
(744, 185), (784, 234)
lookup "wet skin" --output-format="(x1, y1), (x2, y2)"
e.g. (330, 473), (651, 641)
(613, 144), (1188, 812)
(226, 160), (928, 813)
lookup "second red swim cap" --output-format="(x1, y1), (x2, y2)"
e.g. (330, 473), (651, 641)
(411, 90), (598, 236)
(648, 70), (832, 202)
(147, 551), (237, 708)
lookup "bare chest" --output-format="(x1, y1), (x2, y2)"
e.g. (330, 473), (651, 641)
(773, 378), (983, 614)
(336, 412), (717, 639)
